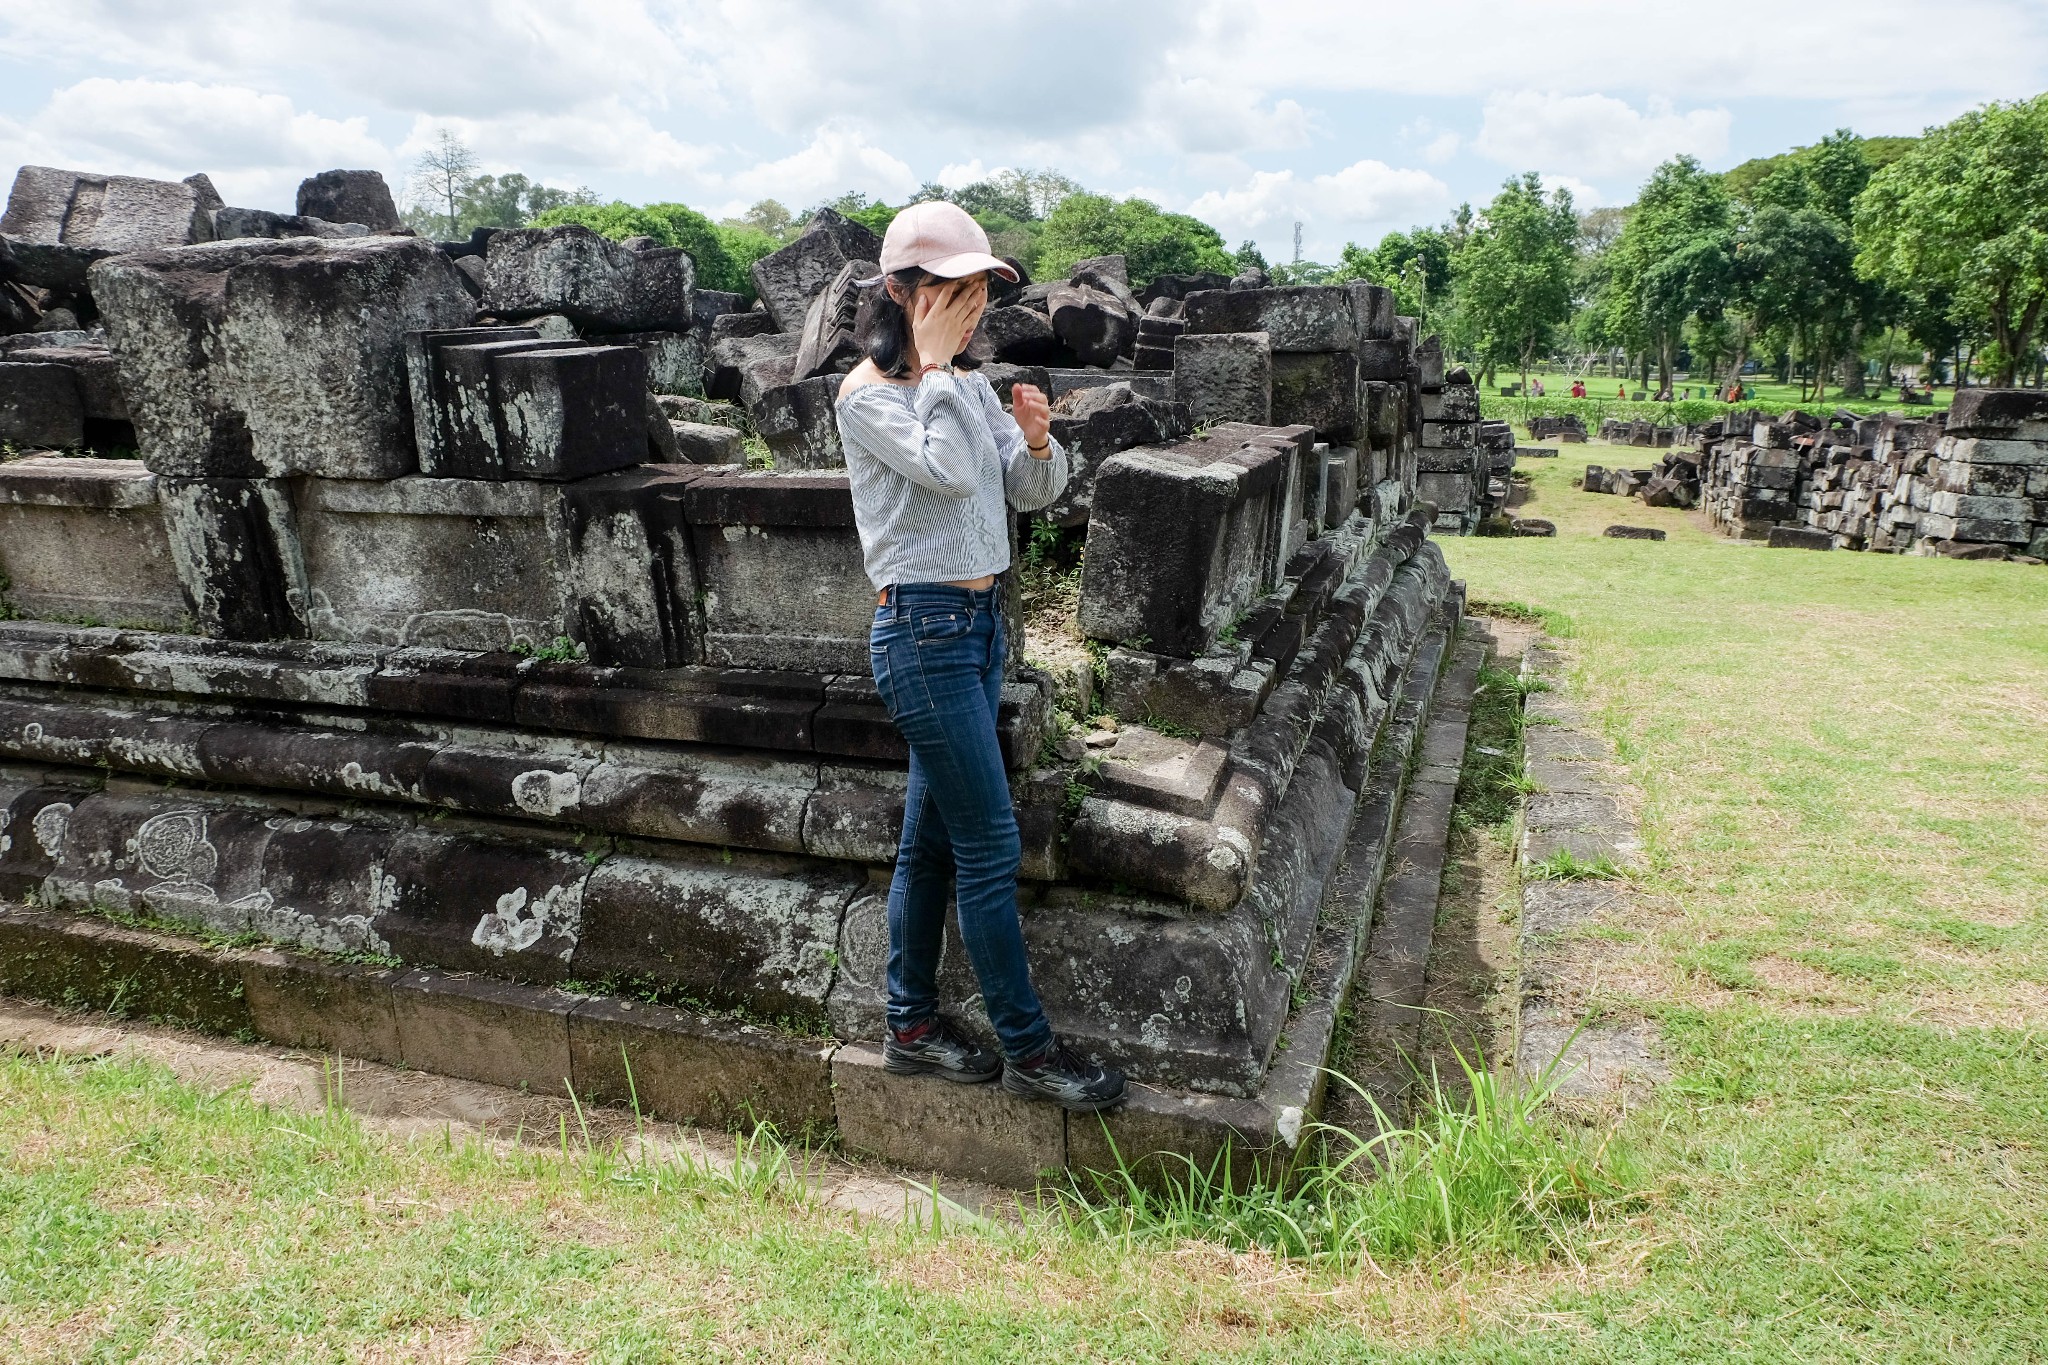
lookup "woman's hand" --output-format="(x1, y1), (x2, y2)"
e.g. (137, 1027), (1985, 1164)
(911, 277), (984, 370)
(1011, 383), (1051, 454)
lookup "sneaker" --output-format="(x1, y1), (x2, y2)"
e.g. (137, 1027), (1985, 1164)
(883, 1017), (1000, 1084)
(1001, 1038), (1127, 1112)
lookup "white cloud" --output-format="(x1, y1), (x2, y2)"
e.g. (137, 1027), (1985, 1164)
(5, 0), (2047, 237)
(1399, 118), (1462, 165)
(1186, 159), (1450, 260)
(1115, 185), (1178, 208)
(0, 1), (700, 121)
(706, 123), (920, 218)
(1537, 174), (1605, 209)
(397, 104), (715, 188)
(1158, 0), (2048, 105)
(690, 1), (1168, 142)
(1138, 79), (1314, 157)
(936, 160), (996, 189)
(1, 78), (389, 207)
(1474, 91), (1731, 181)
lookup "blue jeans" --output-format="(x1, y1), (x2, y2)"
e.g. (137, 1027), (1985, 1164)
(869, 582), (1054, 1061)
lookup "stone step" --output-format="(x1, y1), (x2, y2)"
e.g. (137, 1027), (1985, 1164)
(0, 601), (1474, 1191)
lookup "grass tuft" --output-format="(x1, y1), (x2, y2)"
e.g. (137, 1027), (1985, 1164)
(1051, 1039), (1635, 1270)
(1472, 597), (1574, 637)
(1525, 849), (1624, 881)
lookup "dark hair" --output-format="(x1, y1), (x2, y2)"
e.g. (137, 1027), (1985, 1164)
(854, 267), (932, 379)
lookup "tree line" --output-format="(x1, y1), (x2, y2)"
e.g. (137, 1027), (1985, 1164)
(403, 138), (1242, 299)
(1324, 94), (2048, 398)
(405, 93), (2048, 394)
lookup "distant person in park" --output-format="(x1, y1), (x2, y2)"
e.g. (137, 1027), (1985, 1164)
(1571, 379), (1586, 398)
(1618, 383), (1627, 398)
(834, 202), (1126, 1114)
(1531, 378), (1544, 396)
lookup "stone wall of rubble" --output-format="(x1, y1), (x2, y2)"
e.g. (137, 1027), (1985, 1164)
(1410, 341), (1516, 534)
(1579, 396), (2048, 561)
(0, 160), (1478, 1176)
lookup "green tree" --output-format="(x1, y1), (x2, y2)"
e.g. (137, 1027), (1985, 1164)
(1753, 130), (1890, 394)
(408, 130), (477, 239)
(1270, 260), (1338, 285)
(1035, 193), (1233, 285)
(805, 191), (900, 238)
(1233, 239), (1268, 272)
(712, 225), (785, 292)
(1452, 173), (1579, 392)
(1738, 204), (1858, 401)
(1897, 284), (1966, 384)
(527, 199), (754, 296)
(1606, 156), (1735, 394)
(1856, 94), (2048, 385)
(1810, 133), (1885, 394)
(950, 175), (1037, 223)
(1723, 133), (1920, 205)
(1335, 225), (1459, 333)
(1574, 208), (1630, 375)
(1803, 129), (1874, 226)
(728, 199), (796, 242)
(893, 171), (1085, 274)
(1688, 311), (1737, 388)
(455, 174), (589, 233)
(982, 168), (1082, 219)
(1370, 226), (1457, 298)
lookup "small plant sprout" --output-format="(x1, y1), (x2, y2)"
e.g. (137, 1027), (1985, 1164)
(1526, 848), (1624, 881)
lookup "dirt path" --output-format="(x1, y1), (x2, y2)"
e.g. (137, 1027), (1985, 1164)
(1326, 615), (1535, 1129)
(1412, 618), (1535, 1088)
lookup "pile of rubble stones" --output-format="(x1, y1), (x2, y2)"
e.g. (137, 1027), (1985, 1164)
(1, 162), (1517, 538)
(1577, 399), (2048, 561)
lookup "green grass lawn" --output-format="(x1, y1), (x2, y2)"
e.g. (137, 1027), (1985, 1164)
(1507, 367), (1955, 411)
(1490, 370), (1957, 434)
(3, 451), (2046, 1361)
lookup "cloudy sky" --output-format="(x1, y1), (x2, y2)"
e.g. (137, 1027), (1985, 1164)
(4, 1), (2045, 262)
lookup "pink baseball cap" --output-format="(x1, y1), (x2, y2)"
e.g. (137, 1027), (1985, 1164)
(877, 201), (1020, 282)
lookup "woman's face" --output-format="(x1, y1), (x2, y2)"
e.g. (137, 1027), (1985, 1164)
(896, 272), (990, 356)
(945, 273), (990, 352)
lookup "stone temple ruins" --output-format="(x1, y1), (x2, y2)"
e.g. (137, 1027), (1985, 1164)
(0, 162), (1514, 1185)
(1578, 404), (2048, 560)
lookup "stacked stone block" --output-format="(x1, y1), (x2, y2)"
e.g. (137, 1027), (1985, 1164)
(1172, 278), (1428, 534)
(1702, 437), (1806, 538)
(1612, 393), (2046, 563)
(1528, 413), (1588, 443)
(1911, 391), (2048, 558)
(1597, 417), (1679, 447)
(0, 164), (422, 352)
(1411, 338), (1512, 533)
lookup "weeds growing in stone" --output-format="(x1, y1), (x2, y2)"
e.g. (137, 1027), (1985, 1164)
(1525, 850), (1624, 881)
(1051, 1041), (1634, 1269)
(1451, 662), (1532, 833)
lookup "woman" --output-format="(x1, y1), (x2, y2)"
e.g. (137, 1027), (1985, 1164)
(833, 201), (1127, 1113)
